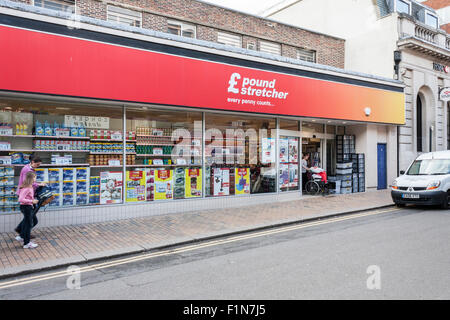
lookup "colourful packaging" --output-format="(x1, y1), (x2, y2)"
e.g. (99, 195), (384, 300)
(70, 127), (78, 137)
(36, 121), (45, 136)
(44, 121), (53, 136)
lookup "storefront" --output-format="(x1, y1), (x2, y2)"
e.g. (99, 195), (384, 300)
(0, 5), (405, 228)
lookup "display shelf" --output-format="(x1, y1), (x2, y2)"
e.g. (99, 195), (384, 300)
(136, 135), (173, 138)
(34, 150), (90, 153)
(135, 154), (173, 157)
(0, 149), (90, 153)
(127, 164), (201, 167)
(89, 152), (136, 155)
(0, 135), (35, 138)
(135, 143), (176, 146)
(40, 163), (90, 167)
(34, 135), (90, 140)
(90, 139), (136, 142)
(90, 165), (124, 168)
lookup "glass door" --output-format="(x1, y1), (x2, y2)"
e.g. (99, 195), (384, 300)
(279, 135), (299, 192)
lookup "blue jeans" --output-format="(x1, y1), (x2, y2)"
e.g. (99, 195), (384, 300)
(19, 205), (34, 245)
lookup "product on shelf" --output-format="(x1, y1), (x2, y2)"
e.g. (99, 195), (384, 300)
(0, 141), (11, 150)
(0, 167), (18, 213)
(89, 176), (100, 204)
(34, 139), (90, 151)
(0, 123), (13, 136)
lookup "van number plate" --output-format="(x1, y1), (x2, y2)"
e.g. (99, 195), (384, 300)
(402, 194), (420, 199)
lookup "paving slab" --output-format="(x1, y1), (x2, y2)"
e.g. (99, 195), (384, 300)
(0, 190), (394, 279)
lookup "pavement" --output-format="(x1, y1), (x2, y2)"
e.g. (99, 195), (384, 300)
(0, 190), (394, 279)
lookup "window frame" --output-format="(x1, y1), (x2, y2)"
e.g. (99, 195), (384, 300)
(217, 31), (242, 48)
(259, 40), (282, 56)
(396, 0), (411, 15)
(107, 5), (142, 28)
(425, 12), (439, 29)
(167, 20), (197, 39)
(33, 0), (75, 14)
(296, 48), (316, 63)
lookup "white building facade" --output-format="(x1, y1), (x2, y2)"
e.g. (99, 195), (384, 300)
(265, 0), (450, 180)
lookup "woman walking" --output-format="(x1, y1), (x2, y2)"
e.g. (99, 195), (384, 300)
(17, 171), (39, 249)
(14, 155), (45, 238)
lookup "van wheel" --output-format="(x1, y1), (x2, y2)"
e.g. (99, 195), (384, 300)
(395, 202), (405, 208)
(441, 191), (450, 209)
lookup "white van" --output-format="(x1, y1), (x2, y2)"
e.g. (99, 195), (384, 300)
(391, 150), (450, 209)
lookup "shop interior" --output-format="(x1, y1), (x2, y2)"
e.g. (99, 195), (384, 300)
(0, 98), (365, 213)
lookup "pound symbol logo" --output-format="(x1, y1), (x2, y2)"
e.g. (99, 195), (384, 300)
(228, 73), (241, 94)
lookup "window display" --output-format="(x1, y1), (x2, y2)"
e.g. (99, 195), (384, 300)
(0, 99), (124, 212)
(125, 107), (202, 202)
(205, 114), (276, 197)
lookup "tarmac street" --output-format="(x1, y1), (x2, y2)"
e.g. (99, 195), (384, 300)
(0, 206), (449, 300)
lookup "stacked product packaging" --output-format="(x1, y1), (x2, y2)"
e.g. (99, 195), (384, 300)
(329, 135), (365, 194)
(35, 167), (90, 207)
(0, 167), (18, 213)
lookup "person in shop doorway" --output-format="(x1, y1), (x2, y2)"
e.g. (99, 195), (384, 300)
(17, 171), (39, 248)
(14, 155), (46, 239)
(302, 154), (311, 191)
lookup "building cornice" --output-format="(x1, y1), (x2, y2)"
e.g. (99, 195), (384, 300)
(398, 36), (450, 62)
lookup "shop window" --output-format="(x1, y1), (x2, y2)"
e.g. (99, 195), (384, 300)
(337, 126), (345, 135)
(34, 0), (75, 13)
(0, 99), (124, 213)
(302, 121), (324, 134)
(280, 119), (299, 131)
(167, 20), (196, 38)
(205, 114), (276, 197)
(107, 5), (142, 28)
(279, 119), (300, 192)
(125, 107), (202, 202)
(326, 125), (336, 134)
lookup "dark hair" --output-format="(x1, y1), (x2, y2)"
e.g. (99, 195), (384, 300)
(30, 154), (42, 163)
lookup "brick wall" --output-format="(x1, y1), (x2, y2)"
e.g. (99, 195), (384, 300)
(10, 0), (345, 68)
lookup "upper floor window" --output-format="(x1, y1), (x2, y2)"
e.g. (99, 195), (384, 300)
(297, 48), (316, 63)
(425, 13), (438, 29)
(34, 0), (75, 14)
(217, 32), (242, 48)
(259, 40), (281, 56)
(167, 20), (196, 38)
(107, 5), (141, 28)
(396, 0), (410, 15)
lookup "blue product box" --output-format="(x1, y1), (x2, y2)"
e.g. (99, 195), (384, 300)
(48, 169), (60, 182)
(76, 168), (88, 180)
(63, 181), (74, 193)
(63, 193), (74, 206)
(49, 182), (60, 194)
(63, 168), (74, 181)
(76, 192), (87, 205)
(76, 180), (87, 192)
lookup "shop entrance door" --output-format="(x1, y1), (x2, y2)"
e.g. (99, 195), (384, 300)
(301, 137), (324, 192)
(377, 143), (387, 190)
(279, 133), (300, 192)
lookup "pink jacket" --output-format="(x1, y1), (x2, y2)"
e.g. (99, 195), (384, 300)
(18, 187), (34, 206)
(16, 164), (39, 196)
